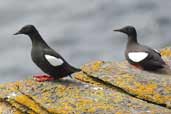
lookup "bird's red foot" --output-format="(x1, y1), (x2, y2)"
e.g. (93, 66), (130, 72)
(33, 75), (54, 82)
(131, 64), (143, 70)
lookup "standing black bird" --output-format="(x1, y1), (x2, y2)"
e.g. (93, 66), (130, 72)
(14, 25), (81, 82)
(114, 26), (166, 71)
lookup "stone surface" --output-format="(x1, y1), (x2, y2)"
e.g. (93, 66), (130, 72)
(0, 47), (171, 114)
(79, 47), (171, 108)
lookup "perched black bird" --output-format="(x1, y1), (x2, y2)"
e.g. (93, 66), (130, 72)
(14, 25), (81, 82)
(114, 26), (166, 71)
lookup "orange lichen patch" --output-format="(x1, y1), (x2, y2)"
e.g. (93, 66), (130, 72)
(14, 94), (49, 114)
(160, 47), (171, 57)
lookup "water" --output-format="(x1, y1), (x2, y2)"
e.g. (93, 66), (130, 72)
(0, 0), (171, 83)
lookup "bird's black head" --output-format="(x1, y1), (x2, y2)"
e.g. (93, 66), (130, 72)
(14, 25), (37, 36)
(114, 26), (137, 37)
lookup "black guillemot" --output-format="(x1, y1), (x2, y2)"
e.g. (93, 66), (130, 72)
(14, 25), (81, 82)
(114, 26), (166, 71)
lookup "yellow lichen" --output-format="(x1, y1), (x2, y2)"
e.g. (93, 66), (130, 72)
(116, 111), (131, 114)
(115, 74), (134, 87)
(74, 72), (102, 86)
(48, 103), (74, 114)
(126, 82), (171, 105)
(14, 111), (23, 114)
(92, 61), (104, 71)
(14, 95), (48, 114)
(1, 49), (171, 113)
(160, 48), (171, 57)
(82, 61), (103, 72)
(133, 83), (157, 95)
(74, 98), (114, 113)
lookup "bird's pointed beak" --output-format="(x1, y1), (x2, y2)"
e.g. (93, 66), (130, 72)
(13, 31), (21, 35)
(113, 29), (122, 32)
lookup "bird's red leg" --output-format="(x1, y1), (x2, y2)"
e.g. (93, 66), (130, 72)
(33, 75), (54, 82)
(131, 64), (143, 70)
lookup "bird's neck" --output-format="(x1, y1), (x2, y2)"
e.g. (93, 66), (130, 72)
(28, 32), (48, 47)
(127, 34), (138, 47)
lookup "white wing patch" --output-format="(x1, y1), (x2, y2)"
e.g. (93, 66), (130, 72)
(45, 54), (64, 66)
(128, 52), (148, 62)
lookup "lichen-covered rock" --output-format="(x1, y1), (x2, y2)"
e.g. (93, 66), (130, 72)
(1, 78), (171, 114)
(79, 48), (171, 108)
(0, 47), (171, 114)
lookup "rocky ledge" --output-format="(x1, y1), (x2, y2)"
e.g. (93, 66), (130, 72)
(1, 48), (171, 114)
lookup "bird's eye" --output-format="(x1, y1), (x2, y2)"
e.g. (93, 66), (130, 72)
(127, 28), (133, 32)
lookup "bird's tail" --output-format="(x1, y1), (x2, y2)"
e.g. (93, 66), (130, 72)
(68, 65), (81, 74)
(157, 64), (171, 75)
(62, 64), (81, 79)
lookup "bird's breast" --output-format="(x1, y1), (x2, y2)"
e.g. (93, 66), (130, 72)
(31, 48), (44, 65)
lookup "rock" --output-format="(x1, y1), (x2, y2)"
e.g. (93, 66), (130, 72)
(0, 47), (171, 114)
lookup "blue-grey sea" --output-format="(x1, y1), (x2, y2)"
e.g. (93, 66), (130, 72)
(0, 0), (171, 83)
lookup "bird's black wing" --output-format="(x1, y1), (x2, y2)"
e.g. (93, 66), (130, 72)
(143, 46), (166, 67)
(43, 48), (81, 73)
(152, 49), (161, 56)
